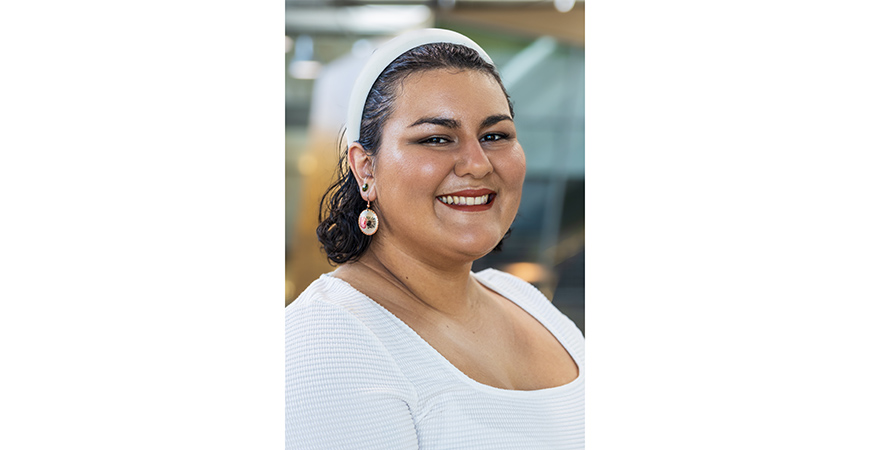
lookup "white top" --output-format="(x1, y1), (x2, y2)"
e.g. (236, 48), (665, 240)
(285, 269), (585, 449)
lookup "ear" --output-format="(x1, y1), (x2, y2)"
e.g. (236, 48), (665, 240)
(347, 142), (377, 201)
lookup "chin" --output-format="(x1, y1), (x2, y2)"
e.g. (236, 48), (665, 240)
(452, 235), (503, 260)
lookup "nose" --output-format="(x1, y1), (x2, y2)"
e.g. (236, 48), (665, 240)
(455, 138), (494, 179)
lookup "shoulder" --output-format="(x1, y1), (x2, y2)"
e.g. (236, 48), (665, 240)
(474, 268), (552, 307)
(474, 268), (567, 322)
(474, 268), (584, 349)
(285, 275), (419, 448)
(285, 274), (409, 382)
(285, 273), (386, 338)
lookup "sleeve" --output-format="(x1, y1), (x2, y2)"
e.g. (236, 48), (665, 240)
(285, 297), (419, 450)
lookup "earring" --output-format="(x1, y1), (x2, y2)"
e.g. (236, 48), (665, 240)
(358, 181), (378, 236)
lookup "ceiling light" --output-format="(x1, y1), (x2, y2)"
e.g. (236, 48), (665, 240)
(288, 34), (321, 79)
(555, 0), (575, 13)
(289, 60), (321, 80)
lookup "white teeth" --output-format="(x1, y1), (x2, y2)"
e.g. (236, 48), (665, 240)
(438, 194), (491, 206)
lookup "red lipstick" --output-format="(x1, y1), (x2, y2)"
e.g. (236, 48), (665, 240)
(436, 189), (496, 212)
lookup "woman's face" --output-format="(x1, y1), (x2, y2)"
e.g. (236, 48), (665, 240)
(371, 68), (526, 264)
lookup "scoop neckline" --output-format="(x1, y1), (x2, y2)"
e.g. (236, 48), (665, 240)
(322, 269), (582, 397)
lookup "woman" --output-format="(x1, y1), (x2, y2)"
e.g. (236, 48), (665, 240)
(286, 29), (584, 449)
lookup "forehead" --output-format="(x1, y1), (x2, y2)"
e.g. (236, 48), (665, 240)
(390, 69), (510, 122)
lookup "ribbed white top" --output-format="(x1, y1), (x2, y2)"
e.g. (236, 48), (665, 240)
(285, 268), (585, 449)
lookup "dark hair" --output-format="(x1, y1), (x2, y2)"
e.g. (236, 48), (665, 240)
(317, 42), (515, 265)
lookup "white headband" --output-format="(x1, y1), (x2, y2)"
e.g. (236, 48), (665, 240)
(345, 28), (494, 148)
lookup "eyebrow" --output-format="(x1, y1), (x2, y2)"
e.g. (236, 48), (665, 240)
(408, 114), (513, 130)
(409, 116), (460, 129)
(480, 114), (513, 129)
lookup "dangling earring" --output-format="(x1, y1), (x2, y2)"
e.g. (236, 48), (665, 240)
(358, 181), (378, 236)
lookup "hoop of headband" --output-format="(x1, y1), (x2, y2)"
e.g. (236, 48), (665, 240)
(345, 28), (494, 149)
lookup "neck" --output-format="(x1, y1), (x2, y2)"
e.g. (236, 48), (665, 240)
(355, 239), (481, 317)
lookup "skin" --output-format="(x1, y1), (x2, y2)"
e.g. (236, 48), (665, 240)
(336, 69), (577, 390)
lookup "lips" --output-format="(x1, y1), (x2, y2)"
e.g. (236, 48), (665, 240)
(436, 189), (496, 211)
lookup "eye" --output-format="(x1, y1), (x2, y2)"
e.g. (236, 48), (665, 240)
(418, 136), (451, 145)
(480, 133), (508, 142)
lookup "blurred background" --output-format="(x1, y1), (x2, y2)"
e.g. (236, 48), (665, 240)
(285, 0), (584, 333)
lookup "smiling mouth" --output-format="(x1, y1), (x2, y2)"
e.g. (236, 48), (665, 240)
(436, 193), (495, 206)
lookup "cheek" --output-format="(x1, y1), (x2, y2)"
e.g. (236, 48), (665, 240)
(377, 150), (446, 203)
(497, 146), (527, 189)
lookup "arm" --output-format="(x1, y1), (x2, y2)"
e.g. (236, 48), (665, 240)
(286, 298), (419, 450)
